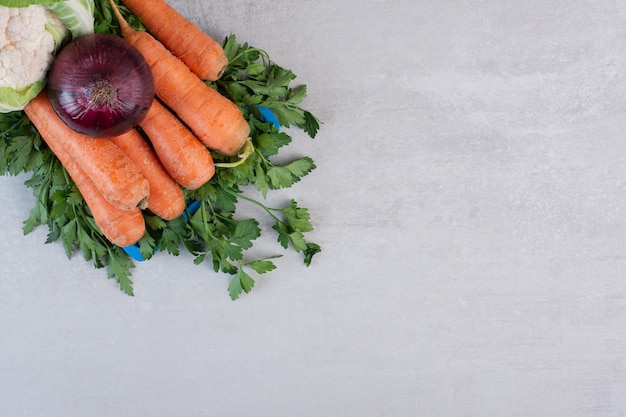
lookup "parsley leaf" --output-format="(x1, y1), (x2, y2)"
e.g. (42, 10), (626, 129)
(246, 257), (280, 274)
(106, 246), (136, 296)
(282, 199), (314, 233)
(228, 268), (256, 300)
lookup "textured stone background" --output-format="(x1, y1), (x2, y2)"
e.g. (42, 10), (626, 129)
(3, 1), (626, 415)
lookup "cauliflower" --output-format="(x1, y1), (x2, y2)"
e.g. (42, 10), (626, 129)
(0, 6), (66, 90)
(0, 0), (95, 113)
(0, 5), (66, 112)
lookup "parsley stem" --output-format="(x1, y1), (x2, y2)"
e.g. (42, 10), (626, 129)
(36, 157), (56, 206)
(229, 47), (271, 69)
(199, 201), (215, 242)
(224, 188), (283, 224)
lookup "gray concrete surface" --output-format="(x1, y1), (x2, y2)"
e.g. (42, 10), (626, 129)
(3, 0), (626, 415)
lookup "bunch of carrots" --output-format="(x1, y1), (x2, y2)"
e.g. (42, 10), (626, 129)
(23, 0), (251, 247)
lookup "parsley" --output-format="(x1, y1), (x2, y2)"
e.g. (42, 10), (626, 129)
(0, 9), (321, 299)
(217, 35), (320, 139)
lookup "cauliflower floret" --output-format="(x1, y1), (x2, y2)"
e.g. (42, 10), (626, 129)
(0, 5), (68, 91)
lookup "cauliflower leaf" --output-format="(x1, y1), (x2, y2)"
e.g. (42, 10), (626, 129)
(46, 0), (94, 38)
(0, 80), (45, 112)
(0, 0), (59, 5)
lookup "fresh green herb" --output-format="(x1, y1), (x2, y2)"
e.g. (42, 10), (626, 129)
(93, 0), (143, 35)
(0, 6), (321, 300)
(218, 35), (320, 138)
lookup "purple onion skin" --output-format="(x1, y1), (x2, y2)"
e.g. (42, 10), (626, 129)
(47, 33), (155, 138)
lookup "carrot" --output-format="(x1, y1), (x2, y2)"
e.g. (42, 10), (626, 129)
(119, 0), (228, 81)
(24, 98), (145, 247)
(53, 159), (145, 247)
(24, 91), (150, 211)
(140, 99), (215, 190)
(110, 129), (186, 220)
(110, 0), (250, 156)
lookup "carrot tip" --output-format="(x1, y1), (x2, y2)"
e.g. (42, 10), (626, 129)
(109, 0), (132, 37)
(215, 64), (227, 80)
(138, 197), (149, 210)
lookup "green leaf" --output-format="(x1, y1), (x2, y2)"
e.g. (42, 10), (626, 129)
(0, 80), (46, 113)
(76, 223), (99, 261)
(303, 243), (321, 266)
(282, 199), (313, 233)
(255, 131), (291, 157)
(273, 221), (290, 249)
(265, 103), (306, 128)
(254, 172), (269, 198)
(23, 201), (45, 234)
(182, 238), (204, 257)
(231, 219), (260, 250)
(266, 157), (316, 189)
(222, 34), (239, 60)
(5, 135), (38, 174)
(228, 268), (256, 300)
(47, 0), (95, 38)
(287, 85), (307, 105)
(286, 156), (316, 179)
(188, 207), (209, 241)
(138, 233), (156, 261)
(266, 165), (294, 189)
(246, 62), (265, 76)
(289, 232), (308, 252)
(227, 271), (243, 300)
(144, 213), (166, 229)
(222, 242), (243, 262)
(106, 246), (135, 296)
(303, 111), (320, 138)
(247, 258), (279, 274)
(240, 269), (256, 293)
(66, 188), (83, 205)
(49, 197), (68, 218)
(220, 259), (238, 275)
(59, 218), (78, 258)
(159, 226), (182, 256)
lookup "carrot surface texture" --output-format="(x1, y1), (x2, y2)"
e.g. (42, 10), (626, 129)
(110, 0), (250, 156)
(140, 99), (215, 190)
(119, 0), (228, 81)
(24, 96), (146, 247)
(110, 129), (186, 220)
(24, 91), (150, 212)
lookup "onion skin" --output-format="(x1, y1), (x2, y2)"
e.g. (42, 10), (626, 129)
(47, 33), (155, 137)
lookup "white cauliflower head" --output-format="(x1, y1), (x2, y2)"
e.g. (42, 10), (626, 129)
(0, 6), (66, 91)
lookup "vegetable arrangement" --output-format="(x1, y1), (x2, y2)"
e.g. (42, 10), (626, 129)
(0, 0), (321, 299)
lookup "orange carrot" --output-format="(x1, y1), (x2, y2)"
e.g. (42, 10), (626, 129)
(140, 99), (215, 190)
(110, 129), (186, 220)
(24, 98), (145, 247)
(110, 0), (250, 156)
(120, 0), (228, 81)
(24, 91), (150, 211)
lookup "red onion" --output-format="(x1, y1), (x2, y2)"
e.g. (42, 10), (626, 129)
(47, 33), (155, 137)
